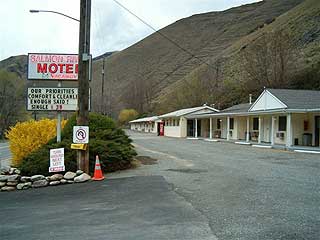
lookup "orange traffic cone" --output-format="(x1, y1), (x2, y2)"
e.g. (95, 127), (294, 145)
(92, 155), (105, 181)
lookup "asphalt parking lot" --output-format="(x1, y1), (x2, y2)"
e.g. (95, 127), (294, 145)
(108, 131), (320, 240)
(1, 131), (320, 240)
(0, 176), (216, 240)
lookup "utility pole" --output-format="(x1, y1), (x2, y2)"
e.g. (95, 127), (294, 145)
(101, 57), (105, 114)
(77, 0), (91, 173)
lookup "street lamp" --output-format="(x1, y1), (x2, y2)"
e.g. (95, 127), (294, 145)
(29, 9), (80, 22)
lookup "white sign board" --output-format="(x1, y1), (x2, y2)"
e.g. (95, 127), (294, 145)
(28, 53), (78, 80)
(27, 87), (78, 111)
(73, 126), (89, 144)
(49, 148), (65, 172)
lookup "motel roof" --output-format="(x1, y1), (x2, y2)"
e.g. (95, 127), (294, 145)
(159, 106), (219, 119)
(129, 116), (159, 123)
(186, 88), (320, 119)
(266, 89), (320, 110)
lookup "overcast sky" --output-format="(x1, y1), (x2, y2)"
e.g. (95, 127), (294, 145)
(0, 0), (260, 61)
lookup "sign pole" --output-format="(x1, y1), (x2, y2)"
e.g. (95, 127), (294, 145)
(77, 0), (91, 173)
(57, 81), (62, 142)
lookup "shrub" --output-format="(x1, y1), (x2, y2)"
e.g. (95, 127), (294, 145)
(19, 113), (137, 176)
(118, 109), (139, 126)
(5, 119), (67, 166)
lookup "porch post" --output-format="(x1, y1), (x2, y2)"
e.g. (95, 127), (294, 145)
(258, 117), (262, 144)
(227, 116), (230, 141)
(246, 116), (250, 142)
(271, 116), (275, 146)
(195, 118), (198, 138)
(209, 118), (213, 139)
(286, 113), (292, 148)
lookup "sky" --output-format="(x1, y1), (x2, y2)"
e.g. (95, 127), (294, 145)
(0, 0), (260, 61)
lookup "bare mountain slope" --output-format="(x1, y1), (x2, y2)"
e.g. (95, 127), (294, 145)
(91, 0), (304, 115)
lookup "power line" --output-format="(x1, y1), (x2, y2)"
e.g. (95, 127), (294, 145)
(111, 0), (212, 68)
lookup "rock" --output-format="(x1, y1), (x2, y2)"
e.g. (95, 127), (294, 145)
(74, 173), (91, 183)
(22, 182), (32, 190)
(6, 181), (18, 186)
(0, 182), (6, 187)
(0, 166), (10, 175)
(7, 174), (20, 182)
(49, 181), (60, 186)
(32, 179), (48, 188)
(76, 170), (84, 176)
(46, 177), (51, 181)
(67, 180), (74, 184)
(60, 179), (67, 184)
(17, 183), (25, 190)
(64, 171), (76, 180)
(0, 175), (9, 182)
(9, 167), (16, 175)
(20, 176), (31, 182)
(31, 175), (45, 182)
(13, 169), (21, 175)
(49, 174), (64, 181)
(1, 186), (15, 191)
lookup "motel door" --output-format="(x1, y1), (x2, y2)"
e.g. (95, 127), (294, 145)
(263, 117), (271, 143)
(187, 120), (194, 137)
(315, 116), (320, 147)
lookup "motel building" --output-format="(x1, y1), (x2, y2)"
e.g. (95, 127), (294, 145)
(186, 89), (320, 152)
(158, 106), (219, 138)
(129, 116), (160, 134)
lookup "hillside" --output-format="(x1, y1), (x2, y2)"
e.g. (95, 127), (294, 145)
(1, 0), (319, 118)
(90, 0), (305, 116)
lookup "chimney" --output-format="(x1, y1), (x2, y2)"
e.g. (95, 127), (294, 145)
(249, 94), (252, 105)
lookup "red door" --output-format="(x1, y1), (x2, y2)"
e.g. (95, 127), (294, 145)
(159, 122), (164, 136)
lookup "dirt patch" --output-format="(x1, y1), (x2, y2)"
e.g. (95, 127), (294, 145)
(135, 156), (158, 165)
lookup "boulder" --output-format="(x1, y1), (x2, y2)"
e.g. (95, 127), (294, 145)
(9, 167), (16, 175)
(13, 169), (21, 175)
(0, 175), (9, 182)
(32, 180), (48, 188)
(49, 181), (60, 186)
(20, 176), (31, 182)
(0, 166), (10, 175)
(1, 186), (16, 191)
(49, 174), (64, 181)
(7, 174), (20, 182)
(31, 175), (45, 182)
(74, 173), (91, 183)
(76, 170), (84, 176)
(22, 182), (32, 190)
(60, 179), (67, 184)
(64, 171), (76, 180)
(17, 183), (26, 190)
(7, 181), (18, 186)
(67, 180), (74, 184)
(0, 182), (6, 187)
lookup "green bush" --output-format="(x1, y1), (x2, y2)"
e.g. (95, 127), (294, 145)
(19, 113), (136, 176)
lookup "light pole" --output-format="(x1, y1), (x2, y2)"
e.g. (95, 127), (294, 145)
(30, 2), (91, 174)
(29, 10), (80, 22)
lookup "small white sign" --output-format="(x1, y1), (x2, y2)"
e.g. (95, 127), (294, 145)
(73, 126), (89, 144)
(49, 148), (65, 173)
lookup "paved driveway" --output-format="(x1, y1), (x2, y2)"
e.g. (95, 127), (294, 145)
(108, 131), (320, 240)
(0, 141), (11, 168)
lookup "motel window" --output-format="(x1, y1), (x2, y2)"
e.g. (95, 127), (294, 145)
(278, 116), (287, 131)
(253, 118), (259, 131)
(177, 119), (180, 126)
(230, 118), (234, 130)
(217, 119), (221, 130)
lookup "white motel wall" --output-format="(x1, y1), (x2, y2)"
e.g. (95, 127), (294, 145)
(129, 89), (320, 151)
(129, 116), (159, 134)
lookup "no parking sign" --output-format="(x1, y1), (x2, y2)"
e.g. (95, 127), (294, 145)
(73, 126), (89, 144)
